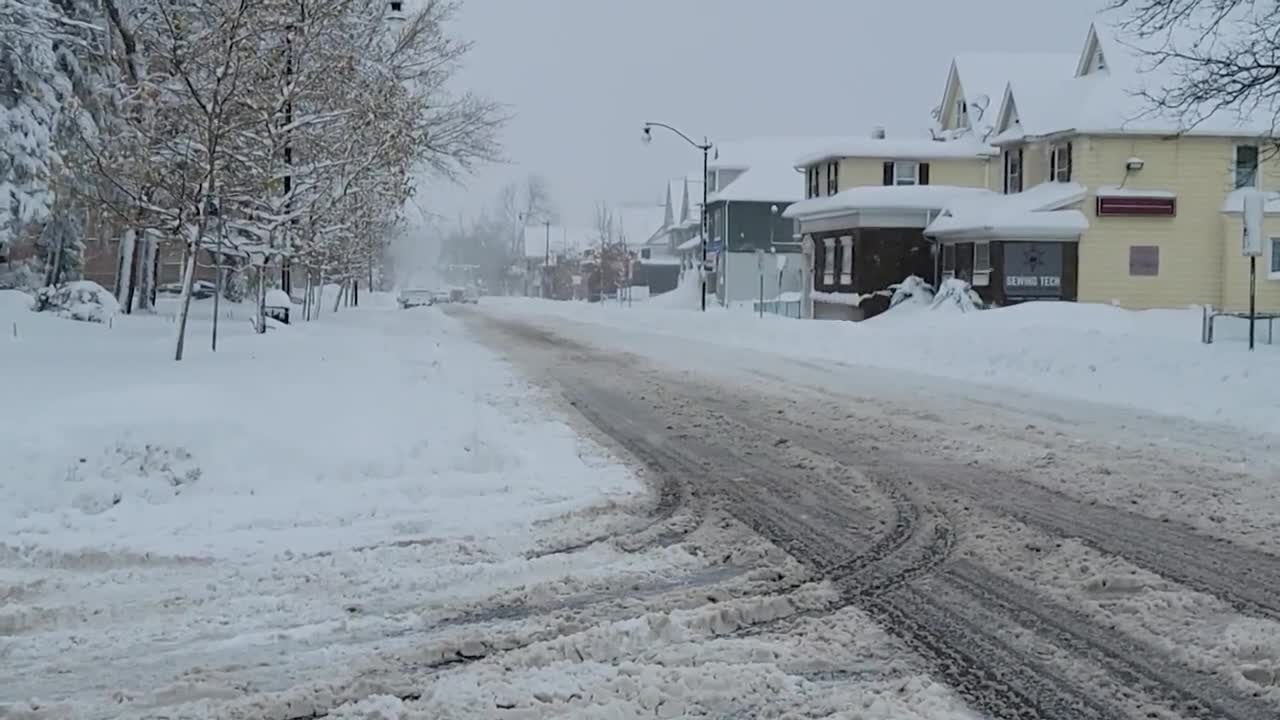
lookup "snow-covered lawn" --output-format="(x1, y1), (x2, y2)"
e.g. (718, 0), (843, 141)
(0, 291), (646, 717)
(486, 284), (1280, 437)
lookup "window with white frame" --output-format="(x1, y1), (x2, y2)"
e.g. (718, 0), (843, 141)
(1004, 149), (1023, 194)
(1235, 145), (1260, 189)
(941, 243), (956, 278)
(1049, 142), (1072, 182)
(839, 236), (853, 284)
(974, 242), (991, 271)
(973, 241), (991, 286)
(1271, 237), (1280, 275)
(956, 99), (968, 127)
(823, 238), (835, 285)
(707, 171), (718, 193)
(827, 162), (839, 196)
(895, 160), (919, 186)
(807, 166), (820, 199)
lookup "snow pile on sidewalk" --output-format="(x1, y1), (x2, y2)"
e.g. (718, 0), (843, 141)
(648, 269), (703, 309)
(0, 292), (643, 716)
(484, 296), (1280, 436)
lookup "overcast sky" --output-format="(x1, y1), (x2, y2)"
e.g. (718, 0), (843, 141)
(422, 0), (1104, 229)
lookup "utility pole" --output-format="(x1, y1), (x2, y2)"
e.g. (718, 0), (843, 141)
(544, 220), (551, 299)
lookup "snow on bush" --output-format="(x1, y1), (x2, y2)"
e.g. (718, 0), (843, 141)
(34, 280), (121, 323)
(888, 275), (934, 308)
(930, 278), (985, 313)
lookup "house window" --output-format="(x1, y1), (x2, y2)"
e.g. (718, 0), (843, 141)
(389, 0), (403, 11)
(883, 161), (930, 186)
(1004, 148), (1023, 194)
(1235, 145), (1259, 189)
(941, 243), (956, 279)
(974, 242), (991, 271)
(1049, 142), (1072, 182)
(896, 161), (918, 186)
(957, 99), (968, 127)
(1271, 237), (1280, 275)
(823, 238), (835, 285)
(973, 241), (991, 287)
(707, 171), (718, 194)
(807, 166), (820, 199)
(1129, 245), (1159, 276)
(839, 236), (853, 284)
(827, 161), (839, 196)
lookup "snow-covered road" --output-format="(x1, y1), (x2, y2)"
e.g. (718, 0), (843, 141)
(445, 303), (1280, 720)
(6, 290), (1280, 719)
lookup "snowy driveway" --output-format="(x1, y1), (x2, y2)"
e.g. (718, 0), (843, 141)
(447, 304), (1280, 720)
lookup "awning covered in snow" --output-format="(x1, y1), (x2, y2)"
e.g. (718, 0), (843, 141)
(925, 181), (1089, 240)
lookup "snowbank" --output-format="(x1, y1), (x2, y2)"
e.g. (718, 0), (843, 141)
(0, 293), (653, 716)
(484, 297), (1280, 436)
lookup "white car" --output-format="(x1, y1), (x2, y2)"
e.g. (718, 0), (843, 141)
(397, 290), (435, 309)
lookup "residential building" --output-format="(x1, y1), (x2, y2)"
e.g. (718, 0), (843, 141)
(783, 131), (998, 320)
(704, 138), (809, 305)
(927, 22), (1280, 313)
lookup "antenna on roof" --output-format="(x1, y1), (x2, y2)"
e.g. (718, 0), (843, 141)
(970, 95), (990, 122)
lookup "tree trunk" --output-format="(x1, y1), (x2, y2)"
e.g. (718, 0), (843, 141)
(174, 224), (206, 361)
(352, 278), (359, 307)
(115, 228), (136, 312)
(137, 234), (157, 311)
(332, 279), (344, 313)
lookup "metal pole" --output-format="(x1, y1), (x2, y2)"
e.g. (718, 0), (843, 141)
(1249, 255), (1257, 351)
(544, 220), (550, 298)
(701, 144), (708, 312)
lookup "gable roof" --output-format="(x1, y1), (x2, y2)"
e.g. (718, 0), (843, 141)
(994, 20), (1278, 142)
(942, 52), (1078, 136)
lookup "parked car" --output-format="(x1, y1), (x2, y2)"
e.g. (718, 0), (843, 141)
(397, 289), (435, 309)
(448, 287), (478, 304)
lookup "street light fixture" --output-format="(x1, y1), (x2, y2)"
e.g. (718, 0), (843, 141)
(641, 121), (712, 312)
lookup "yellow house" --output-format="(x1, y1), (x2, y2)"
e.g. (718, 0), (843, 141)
(927, 22), (1280, 313)
(779, 53), (1077, 319)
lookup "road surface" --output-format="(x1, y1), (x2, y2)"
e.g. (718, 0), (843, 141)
(456, 304), (1280, 720)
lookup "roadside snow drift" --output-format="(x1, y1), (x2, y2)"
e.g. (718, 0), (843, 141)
(484, 296), (1280, 436)
(0, 293), (641, 716)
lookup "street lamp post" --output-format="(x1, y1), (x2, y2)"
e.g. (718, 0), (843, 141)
(642, 121), (712, 312)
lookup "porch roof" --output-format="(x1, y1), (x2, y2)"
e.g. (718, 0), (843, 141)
(783, 185), (992, 221)
(676, 235), (702, 251)
(925, 181), (1089, 240)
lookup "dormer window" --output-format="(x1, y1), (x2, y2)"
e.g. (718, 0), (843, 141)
(806, 166), (820, 198)
(826, 161), (839, 196)
(1093, 49), (1106, 72)
(390, 0), (403, 11)
(956, 99), (968, 126)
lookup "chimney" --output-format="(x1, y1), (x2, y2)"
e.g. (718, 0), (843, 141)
(871, 126), (886, 140)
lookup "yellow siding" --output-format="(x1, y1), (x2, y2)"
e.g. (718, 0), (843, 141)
(928, 158), (990, 188)
(1072, 135), (1233, 309)
(1220, 216), (1280, 312)
(835, 157), (989, 192)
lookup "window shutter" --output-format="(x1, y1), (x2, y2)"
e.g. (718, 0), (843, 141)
(1065, 142), (1073, 182)
(919, 162), (931, 185)
(883, 161), (894, 186)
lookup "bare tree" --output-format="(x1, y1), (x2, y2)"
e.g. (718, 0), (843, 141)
(1108, 0), (1280, 135)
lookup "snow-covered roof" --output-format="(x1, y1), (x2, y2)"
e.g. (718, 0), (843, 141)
(946, 52), (1079, 135)
(783, 185), (992, 220)
(793, 134), (996, 168)
(614, 203), (667, 247)
(1096, 185), (1176, 199)
(677, 235), (702, 251)
(926, 181), (1089, 239)
(997, 21), (1280, 142)
(707, 137), (837, 203)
